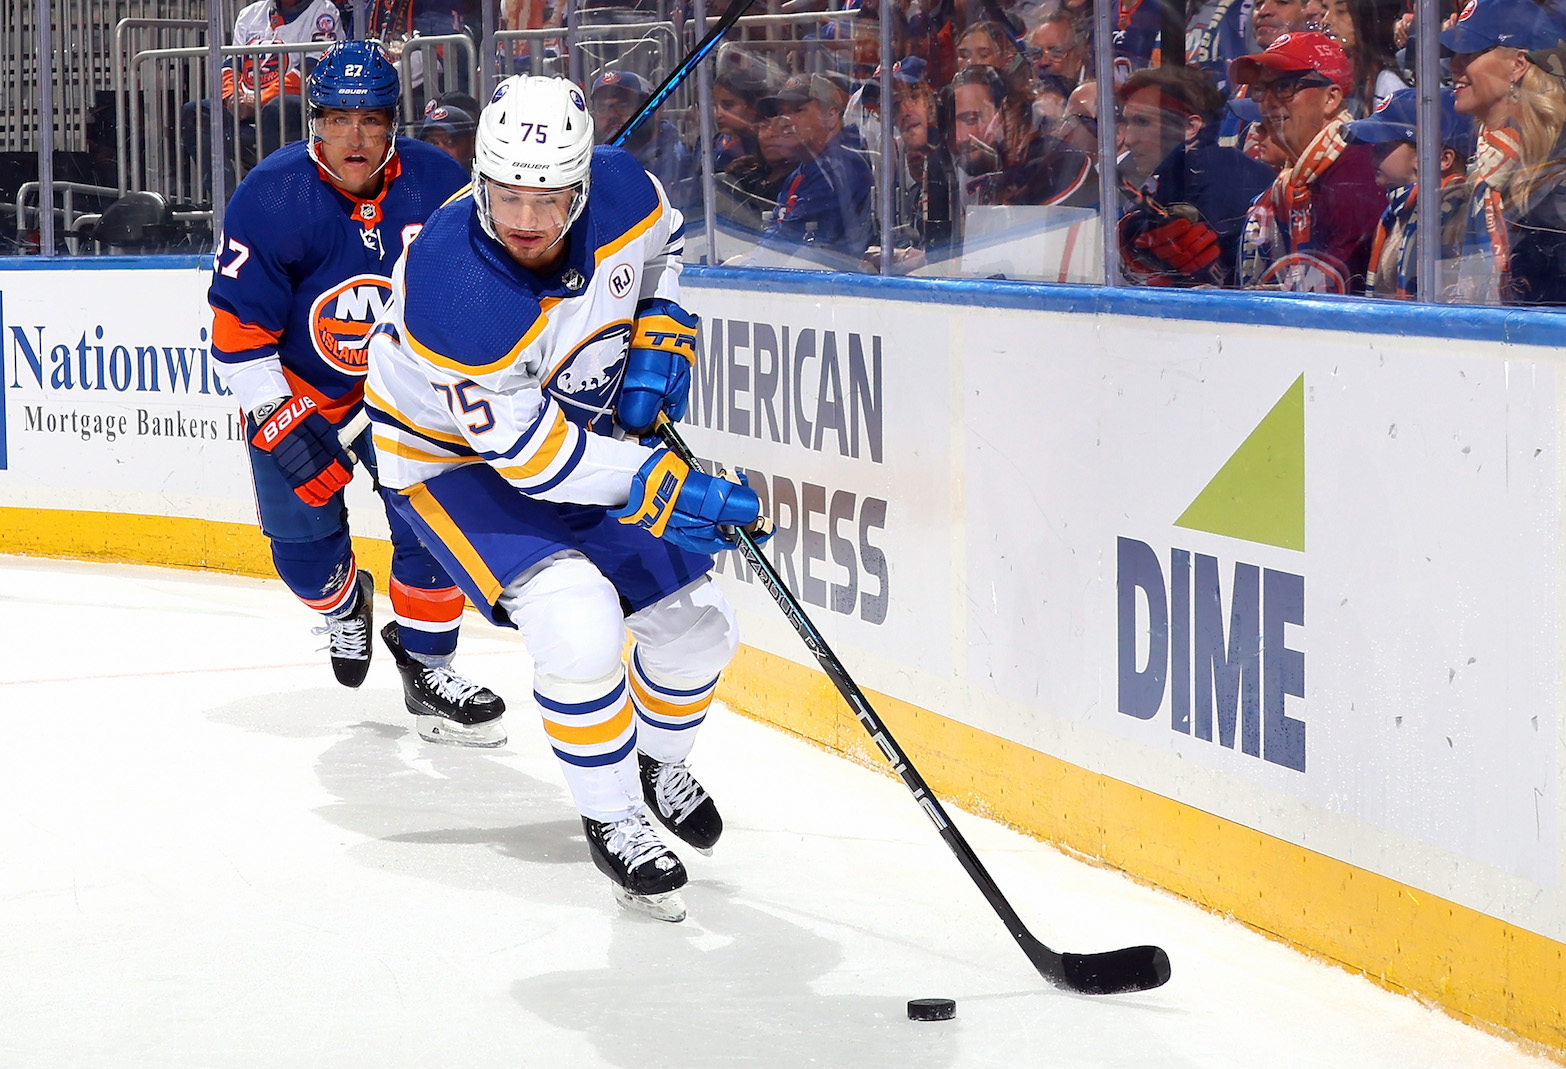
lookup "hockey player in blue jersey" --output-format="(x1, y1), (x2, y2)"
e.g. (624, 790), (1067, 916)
(365, 74), (771, 921)
(209, 40), (508, 747)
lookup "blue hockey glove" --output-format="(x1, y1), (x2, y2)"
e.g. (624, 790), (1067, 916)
(611, 449), (769, 556)
(248, 395), (353, 507)
(617, 299), (699, 435)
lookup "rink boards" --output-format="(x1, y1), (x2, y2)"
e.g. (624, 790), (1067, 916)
(0, 258), (1562, 1059)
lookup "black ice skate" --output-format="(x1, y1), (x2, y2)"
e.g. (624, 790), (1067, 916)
(583, 813), (688, 922)
(639, 752), (723, 855)
(312, 569), (373, 688)
(380, 621), (507, 747)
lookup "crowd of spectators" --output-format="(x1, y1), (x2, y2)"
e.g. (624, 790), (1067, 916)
(651, 0), (1566, 303)
(159, 0), (1566, 303)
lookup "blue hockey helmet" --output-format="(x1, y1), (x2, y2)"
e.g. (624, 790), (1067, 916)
(308, 40), (401, 111)
(307, 40), (402, 190)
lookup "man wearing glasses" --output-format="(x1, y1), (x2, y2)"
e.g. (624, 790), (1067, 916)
(209, 41), (508, 744)
(1229, 31), (1385, 292)
(1028, 13), (1089, 88)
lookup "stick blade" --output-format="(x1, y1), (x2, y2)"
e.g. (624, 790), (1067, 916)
(1057, 945), (1172, 995)
(1019, 931), (1172, 995)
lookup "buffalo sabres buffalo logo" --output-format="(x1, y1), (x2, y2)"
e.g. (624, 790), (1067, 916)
(608, 263), (634, 299)
(570, 89), (586, 112)
(544, 320), (634, 432)
(309, 273), (394, 374)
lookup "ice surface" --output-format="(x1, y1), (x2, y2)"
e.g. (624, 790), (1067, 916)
(0, 557), (1554, 1068)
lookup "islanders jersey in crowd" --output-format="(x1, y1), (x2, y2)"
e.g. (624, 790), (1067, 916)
(365, 146), (684, 507)
(224, 0), (344, 107)
(209, 138), (468, 422)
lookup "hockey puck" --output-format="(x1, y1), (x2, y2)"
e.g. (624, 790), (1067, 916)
(906, 998), (957, 1021)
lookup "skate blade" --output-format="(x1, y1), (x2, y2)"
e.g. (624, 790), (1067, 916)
(611, 885), (687, 923)
(414, 714), (507, 748)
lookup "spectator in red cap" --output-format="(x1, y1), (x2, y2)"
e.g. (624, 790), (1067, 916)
(1230, 32), (1386, 292)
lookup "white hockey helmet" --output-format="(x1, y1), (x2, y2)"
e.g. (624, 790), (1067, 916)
(473, 75), (595, 244)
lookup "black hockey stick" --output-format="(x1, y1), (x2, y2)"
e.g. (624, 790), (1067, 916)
(657, 419), (1172, 996)
(607, 0), (763, 148)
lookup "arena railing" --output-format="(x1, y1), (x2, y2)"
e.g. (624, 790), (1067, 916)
(389, 33), (481, 124)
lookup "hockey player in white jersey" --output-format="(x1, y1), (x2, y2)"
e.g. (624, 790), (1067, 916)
(365, 74), (770, 921)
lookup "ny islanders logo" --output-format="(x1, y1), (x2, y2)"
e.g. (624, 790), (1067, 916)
(309, 274), (392, 374)
(545, 320), (633, 432)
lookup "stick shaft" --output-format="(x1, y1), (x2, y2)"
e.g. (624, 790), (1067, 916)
(608, 0), (762, 149)
(655, 422), (1042, 956)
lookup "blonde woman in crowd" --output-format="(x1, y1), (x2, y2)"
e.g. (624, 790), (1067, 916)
(1502, 41), (1566, 303)
(1443, 0), (1563, 301)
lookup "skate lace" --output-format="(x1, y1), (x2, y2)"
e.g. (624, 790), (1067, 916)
(655, 761), (708, 821)
(606, 816), (668, 870)
(312, 614), (369, 659)
(421, 666), (483, 706)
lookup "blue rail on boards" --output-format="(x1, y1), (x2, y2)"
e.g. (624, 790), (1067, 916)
(0, 255), (211, 271)
(681, 266), (1566, 348)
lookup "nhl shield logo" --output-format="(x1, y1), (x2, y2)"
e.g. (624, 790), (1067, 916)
(562, 268), (586, 291)
(608, 263), (634, 299)
(358, 202), (377, 221)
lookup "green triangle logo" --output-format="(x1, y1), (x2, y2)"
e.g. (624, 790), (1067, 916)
(1174, 374), (1304, 551)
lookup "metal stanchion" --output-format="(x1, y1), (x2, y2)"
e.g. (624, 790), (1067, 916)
(878, 7), (893, 275)
(1415, 0), (1441, 303)
(1095, 0), (1118, 286)
(37, 0), (55, 256)
(208, 1), (227, 235)
(694, 0), (719, 266)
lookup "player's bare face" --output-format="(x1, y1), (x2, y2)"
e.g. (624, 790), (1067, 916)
(316, 108), (393, 198)
(487, 181), (575, 272)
